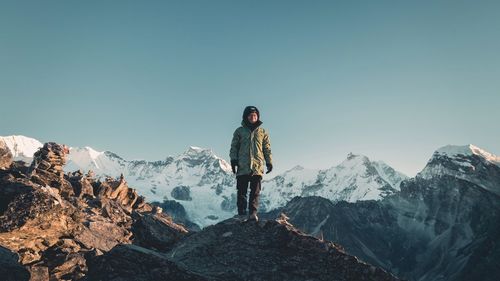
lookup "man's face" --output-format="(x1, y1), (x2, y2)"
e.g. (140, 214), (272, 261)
(247, 112), (258, 124)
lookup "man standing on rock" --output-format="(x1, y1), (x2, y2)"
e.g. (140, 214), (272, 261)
(230, 106), (273, 222)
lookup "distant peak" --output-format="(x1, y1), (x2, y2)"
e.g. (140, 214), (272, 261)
(284, 165), (305, 173)
(346, 152), (357, 160)
(69, 146), (104, 160)
(345, 152), (368, 162)
(0, 135), (43, 145)
(434, 144), (500, 165)
(181, 146), (215, 158)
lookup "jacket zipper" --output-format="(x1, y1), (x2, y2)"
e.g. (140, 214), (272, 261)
(249, 127), (254, 175)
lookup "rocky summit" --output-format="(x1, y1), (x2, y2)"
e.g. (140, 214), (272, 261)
(0, 142), (187, 280)
(0, 142), (399, 281)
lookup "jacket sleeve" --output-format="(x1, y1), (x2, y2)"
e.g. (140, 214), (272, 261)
(263, 129), (272, 165)
(230, 128), (240, 161)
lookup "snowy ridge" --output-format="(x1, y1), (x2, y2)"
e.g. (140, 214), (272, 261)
(418, 144), (500, 196)
(260, 153), (408, 211)
(434, 144), (500, 167)
(0, 135), (43, 163)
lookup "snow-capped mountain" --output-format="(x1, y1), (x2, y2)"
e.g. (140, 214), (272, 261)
(260, 153), (408, 211)
(0, 135), (43, 163)
(262, 144), (500, 281)
(418, 144), (500, 196)
(0, 135), (406, 227)
(0, 136), (237, 227)
(65, 145), (237, 227)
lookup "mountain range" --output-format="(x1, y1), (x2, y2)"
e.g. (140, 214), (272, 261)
(0, 135), (409, 228)
(261, 143), (500, 281)
(2, 134), (498, 280)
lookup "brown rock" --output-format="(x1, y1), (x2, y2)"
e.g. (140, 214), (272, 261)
(0, 139), (13, 170)
(131, 212), (188, 252)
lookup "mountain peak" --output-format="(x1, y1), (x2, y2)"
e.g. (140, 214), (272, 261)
(346, 152), (359, 160)
(183, 146), (214, 156)
(70, 146), (104, 159)
(290, 164), (305, 171)
(339, 153), (370, 169)
(433, 144), (500, 166)
(418, 144), (500, 196)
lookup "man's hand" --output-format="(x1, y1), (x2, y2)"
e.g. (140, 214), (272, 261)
(266, 163), (273, 174)
(231, 160), (238, 174)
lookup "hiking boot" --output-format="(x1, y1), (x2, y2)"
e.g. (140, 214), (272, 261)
(233, 214), (247, 221)
(247, 213), (258, 222)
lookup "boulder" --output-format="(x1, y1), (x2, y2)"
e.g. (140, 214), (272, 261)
(0, 246), (30, 281)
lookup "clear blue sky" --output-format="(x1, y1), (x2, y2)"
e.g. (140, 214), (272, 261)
(1, 0), (499, 176)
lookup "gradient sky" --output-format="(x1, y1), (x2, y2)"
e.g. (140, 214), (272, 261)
(1, 0), (499, 176)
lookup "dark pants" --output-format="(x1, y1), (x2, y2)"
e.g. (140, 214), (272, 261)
(236, 174), (262, 215)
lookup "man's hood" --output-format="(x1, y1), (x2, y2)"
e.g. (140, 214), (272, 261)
(241, 119), (263, 129)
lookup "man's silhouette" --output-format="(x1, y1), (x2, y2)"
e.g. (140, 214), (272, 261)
(230, 106), (273, 222)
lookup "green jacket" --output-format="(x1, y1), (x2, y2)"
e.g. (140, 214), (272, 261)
(230, 120), (272, 176)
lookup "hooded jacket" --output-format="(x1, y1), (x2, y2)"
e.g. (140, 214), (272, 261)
(230, 112), (272, 177)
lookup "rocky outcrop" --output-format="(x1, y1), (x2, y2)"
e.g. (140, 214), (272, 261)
(29, 142), (74, 197)
(152, 199), (201, 231)
(167, 215), (399, 281)
(0, 139), (13, 169)
(0, 143), (189, 280)
(86, 215), (399, 281)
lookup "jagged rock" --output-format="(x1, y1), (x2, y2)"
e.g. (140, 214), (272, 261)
(131, 212), (188, 252)
(0, 139), (13, 170)
(0, 245), (30, 281)
(0, 142), (188, 280)
(41, 239), (89, 280)
(152, 200), (201, 231)
(85, 244), (208, 281)
(170, 185), (192, 201)
(95, 176), (142, 212)
(68, 170), (94, 198)
(74, 220), (132, 252)
(29, 142), (74, 197)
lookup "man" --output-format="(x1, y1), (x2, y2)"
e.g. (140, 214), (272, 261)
(230, 106), (273, 222)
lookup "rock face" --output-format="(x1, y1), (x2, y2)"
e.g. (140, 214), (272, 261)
(0, 139), (13, 169)
(170, 185), (192, 201)
(0, 143), (188, 280)
(263, 145), (500, 281)
(0, 142), (399, 281)
(0, 245), (30, 281)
